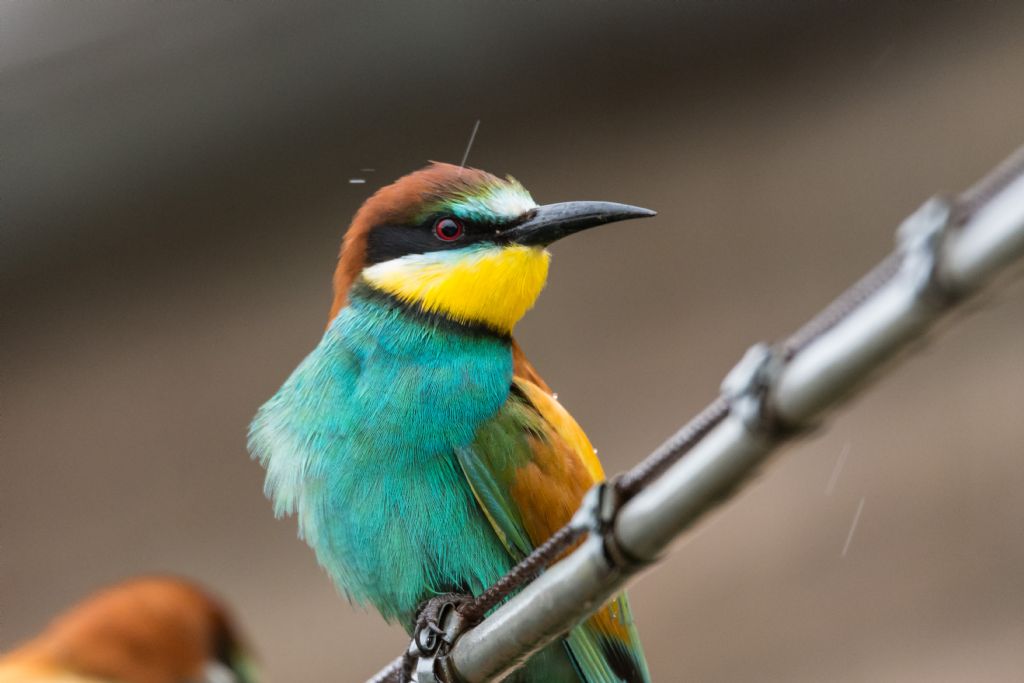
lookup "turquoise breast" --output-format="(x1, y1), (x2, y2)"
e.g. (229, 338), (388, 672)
(249, 290), (515, 623)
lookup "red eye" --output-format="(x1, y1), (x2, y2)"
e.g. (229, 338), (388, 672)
(434, 217), (464, 241)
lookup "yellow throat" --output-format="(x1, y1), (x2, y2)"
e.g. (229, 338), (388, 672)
(361, 244), (551, 334)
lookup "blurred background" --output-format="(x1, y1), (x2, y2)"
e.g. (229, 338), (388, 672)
(4, 1), (1024, 681)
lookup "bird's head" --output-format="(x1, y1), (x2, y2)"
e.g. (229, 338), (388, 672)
(330, 162), (655, 335)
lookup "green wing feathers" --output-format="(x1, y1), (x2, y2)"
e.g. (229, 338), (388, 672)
(456, 378), (650, 683)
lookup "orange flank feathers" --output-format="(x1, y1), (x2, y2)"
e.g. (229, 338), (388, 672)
(509, 378), (604, 546)
(464, 375), (649, 680)
(0, 578), (254, 683)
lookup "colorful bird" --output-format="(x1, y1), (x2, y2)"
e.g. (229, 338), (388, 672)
(249, 162), (655, 681)
(0, 577), (257, 683)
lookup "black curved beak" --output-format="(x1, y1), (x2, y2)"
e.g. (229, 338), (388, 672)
(499, 201), (656, 247)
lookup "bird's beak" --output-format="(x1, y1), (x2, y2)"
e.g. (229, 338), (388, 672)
(499, 201), (656, 247)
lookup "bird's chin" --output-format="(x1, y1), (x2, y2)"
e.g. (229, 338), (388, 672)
(362, 245), (551, 334)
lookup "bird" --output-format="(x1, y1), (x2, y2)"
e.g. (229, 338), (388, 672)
(0, 577), (257, 683)
(249, 161), (655, 682)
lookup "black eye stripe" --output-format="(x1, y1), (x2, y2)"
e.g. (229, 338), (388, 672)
(361, 209), (532, 266)
(364, 218), (500, 266)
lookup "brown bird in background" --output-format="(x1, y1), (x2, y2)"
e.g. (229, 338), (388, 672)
(0, 578), (257, 683)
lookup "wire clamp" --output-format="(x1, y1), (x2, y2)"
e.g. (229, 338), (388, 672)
(721, 342), (785, 434)
(896, 195), (956, 304)
(571, 480), (648, 569)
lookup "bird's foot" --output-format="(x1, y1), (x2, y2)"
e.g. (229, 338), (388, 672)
(411, 592), (475, 655)
(401, 593), (475, 682)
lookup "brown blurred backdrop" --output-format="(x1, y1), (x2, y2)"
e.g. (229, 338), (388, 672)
(3, 2), (1024, 681)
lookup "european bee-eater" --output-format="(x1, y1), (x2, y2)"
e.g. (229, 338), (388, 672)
(0, 578), (256, 683)
(249, 162), (655, 682)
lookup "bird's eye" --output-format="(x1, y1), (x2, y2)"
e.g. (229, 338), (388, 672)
(434, 217), (464, 241)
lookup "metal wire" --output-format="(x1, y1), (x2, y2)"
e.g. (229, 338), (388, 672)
(459, 523), (586, 624)
(615, 396), (731, 499)
(367, 656), (403, 683)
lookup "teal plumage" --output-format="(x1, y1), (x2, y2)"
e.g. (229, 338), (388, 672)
(249, 163), (654, 682)
(251, 288), (514, 621)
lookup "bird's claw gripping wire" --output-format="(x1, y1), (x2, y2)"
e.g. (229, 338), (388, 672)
(401, 593), (475, 683)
